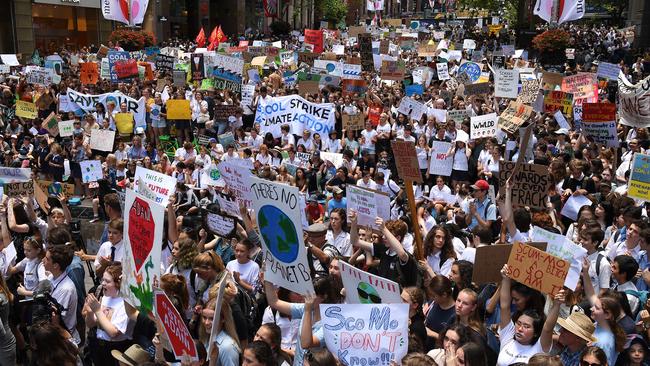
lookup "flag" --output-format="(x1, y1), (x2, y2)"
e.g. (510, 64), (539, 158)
(263, 0), (278, 17)
(129, 0), (150, 26)
(534, 0), (584, 24)
(207, 26), (227, 51)
(195, 28), (206, 48)
(215, 26), (227, 44)
(209, 26), (219, 44)
(367, 0), (384, 11)
(102, 0), (130, 25)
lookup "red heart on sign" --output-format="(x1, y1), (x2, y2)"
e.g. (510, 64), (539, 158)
(128, 197), (154, 272)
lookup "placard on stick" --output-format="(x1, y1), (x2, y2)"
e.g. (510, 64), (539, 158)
(391, 140), (422, 183)
(472, 242), (547, 284)
(507, 242), (569, 296)
(498, 161), (551, 209)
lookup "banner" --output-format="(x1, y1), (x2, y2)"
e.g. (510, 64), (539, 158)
(64, 88), (146, 125)
(320, 304), (408, 366)
(507, 242), (569, 296)
(534, 0), (585, 24)
(494, 69), (519, 99)
(498, 161), (551, 209)
(628, 153), (650, 202)
(250, 177), (313, 295)
(346, 185), (390, 230)
(79, 160), (103, 183)
(0, 168), (31, 184)
(391, 140), (422, 183)
(122, 189), (164, 313)
(134, 166), (177, 207)
(339, 261), (401, 304)
(89, 129), (115, 152)
(155, 290), (198, 360)
(15, 100), (37, 119)
(618, 73), (650, 128)
(304, 29), (324, 54)
(470, 113), (498, 139)
(498, 101), (534, 134)
(582, 103), (618, 147)
(428, 141), (453, 176)
(254, 94), (336, 139)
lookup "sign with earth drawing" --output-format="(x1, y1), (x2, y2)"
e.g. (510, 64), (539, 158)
(339, 261), (402, 304)
(249, 177), (314, 295)
(121, 189), (164, 314)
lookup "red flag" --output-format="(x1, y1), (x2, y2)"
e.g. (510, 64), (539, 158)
(216, 26), (227, 43)
(208, 26), (218, 43)
(195, 27), (206, 47)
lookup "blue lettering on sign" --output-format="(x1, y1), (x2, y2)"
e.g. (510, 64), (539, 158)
(458, 62), (482, 82)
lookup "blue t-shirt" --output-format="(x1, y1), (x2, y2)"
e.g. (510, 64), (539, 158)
(327, 197), (347, 214)
(593, 324), (618, 366)
(290, 303), (325, 366)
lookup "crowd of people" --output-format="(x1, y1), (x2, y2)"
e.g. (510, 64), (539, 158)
(0, 15), (648, 366)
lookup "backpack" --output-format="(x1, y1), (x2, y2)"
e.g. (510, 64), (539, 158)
(233, 282), (259, 339)
(481, 199), (501, 240)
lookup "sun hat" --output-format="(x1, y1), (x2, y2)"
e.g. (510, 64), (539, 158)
(111, 344), (150, 366)
(557, 312), (597, 343)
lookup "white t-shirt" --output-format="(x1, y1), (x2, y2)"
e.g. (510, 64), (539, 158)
(226, 260), (260, 288)
(15, 257), (46, 294)
(96, 296), (129, 341)
(497, 321), (545, 366)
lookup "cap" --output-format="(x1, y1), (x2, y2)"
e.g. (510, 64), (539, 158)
(308, 194), (319, 203)
(470, 179), (489, 191)
(554, 128), (569, 135)
(306, 222), (328, 235)
(135, 127), (145, 134)
(332, 186), (343, 195)
(10, 134), (17, 139)
(209, 138), (217, 143)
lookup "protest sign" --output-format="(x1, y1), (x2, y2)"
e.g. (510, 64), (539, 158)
(299, 80), (320, 94)
(358, 33), (374, 72)
(155, 54), (174, 72)
(597, 62), (621, 80)
(342, 63), (362, 80)
(26, 66), (54, 86)
(562, 73), (596, 100)
(214, 105), (240, 121)
(166, 100), (191, 120)
(249, 177), (314, 295)
(347, 185), (390, 230)
(342, 79), (367, 96)
(380, 60), (405, 81)
(320, 304), (409, 366)
(447, 110), (467, 126)
(464, 82), (490, 96)
(618, 73), (650, 128)
(214, 191), (240, 218)
(190, 53), (205, 81)
(58, 120), (74, 138)
(123, 189), (164, 313)
(42, 112), (59, 137)
(134, 166), (177, 207)
(498, 101), (533, 134)
(581, 103), (618, 147)
(492, 54), (505, 69)
(65, 88), (146, 125)
(405, 84), (424, 96)
(418, 44), (437, 57)
(543, 90), (574, 115)
(89, 129), (115, 152)
(494, 69), (519, 98)
(15, 100), (37, 119)
(436, 63), (450, 80)
(397, 97), (426, 122)
(206, 274), (229, 360)
(304, 29), (324, 53)
(470, 113), (497, 139)
(254, 94), (336, 139)
(472, 243), (547, 284)
(80, 62), (99, 84)
(554, 110), (571, 130)
(457, 61), (483, 83)
(518, 79), (541, 105)
(114, 113), (134, 135)
(114, 59), (139, 80)
(391, 140), (422, 182)
(628, 153), (650, 202)
(205, 211), (236, 238)
(507, 242), (569, 296)
(428, 141), (453, 176)
(298, 52), (318, 66)
(36, 180), (75, 197)
(560, 194), (593, 221)
(155, 290), (197, 360)
(4, 180), (34, 197)
(218, 132), (235, 148)
(218, 161), (254, 208)
(79, 160), (103, 183)
(339, 261), (401, 304)
(542, 72), (564, 88)
(173, 70), (186, 87)
(498, 161), (551, 209)
(531, 226), (587, 290)
(320, 152), (344, 168)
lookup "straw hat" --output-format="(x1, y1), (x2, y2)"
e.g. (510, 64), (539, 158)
(111, 344), (150, 366)
(557, 312), (597, 343)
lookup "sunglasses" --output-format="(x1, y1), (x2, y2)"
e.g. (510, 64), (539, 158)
(580, 361), (601, 366)
(357, 287), (381, 303)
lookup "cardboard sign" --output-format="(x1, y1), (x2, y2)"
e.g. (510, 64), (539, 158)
(297, 52), (318, 66)
(299, 80), (320, 94)
(543, 90), (574, 115)
(320, 304), (409, 366)
(391, 140), (422, 183)
(397, 97), (426, 122)
(4, 180), (34, 197)
(205, 211), (236, 238)
(347, 185), (391, 230)
(495, 69), (519, 99)
(42, 112), (59, 137)
(472, 243), (547, 284)
(507, 242), (569, 296)
(15, 100), (37, 119)
(123, 189), (164, 313)
(380, 60), (405, 81)
(339, 261), (401, 304)
(542, 72), (564, 88)
(134, 166), (177, 207)
(36, 180), (75, 197)
(155, 290), (198, 360)
(628, 153), (650, 202)
(517, 79), (541, 105)
(470, 113), (498, 139)
(89, 129), (116, 152)
(249, 177), (314, 295)
(464, 82), (490, 96)
(498, 101), (533, 134)
(342, 114), (365, 131)
(498, 161), (551, 209)
(166, 100), (191, 120)
(428, 141), (453, 176)
(79, 160), (103, 183)
(58, 120), (75, 137)
(80, 62), (99, 84)
(342, 79), (367, 97)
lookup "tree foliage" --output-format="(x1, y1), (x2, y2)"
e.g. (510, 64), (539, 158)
(318, 0), (347, 23)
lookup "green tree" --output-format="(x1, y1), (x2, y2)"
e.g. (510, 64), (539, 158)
(318, 0), (347, 23)
(589, 0), (628, 26)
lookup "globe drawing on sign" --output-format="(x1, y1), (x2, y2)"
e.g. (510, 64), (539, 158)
(326, 63), (336, 72)
(357, 282), (381, 304)
(258, 205), (300, 263)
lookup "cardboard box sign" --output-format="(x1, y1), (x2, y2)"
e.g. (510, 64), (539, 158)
(472, 242), (547, 284)
(507, 242), (569, 296)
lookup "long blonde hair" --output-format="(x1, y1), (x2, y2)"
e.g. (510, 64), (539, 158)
(199, 297), (241, 353)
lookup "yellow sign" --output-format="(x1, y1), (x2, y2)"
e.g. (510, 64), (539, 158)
(115, 112), (134, 135)
(15, 100), (38, 119)
(166, 100), (191, 120)
(629, 153), (650, 202)
(488, 25), (503, 36)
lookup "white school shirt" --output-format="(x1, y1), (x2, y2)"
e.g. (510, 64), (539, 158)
(96, 296), (130, 341)
(94, 241), (125, 269)
(15, 257), (46, 295)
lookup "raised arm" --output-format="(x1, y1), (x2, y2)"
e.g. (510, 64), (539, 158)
(300, 293), (321, 348)
(167, 195), (179, 244)
(540, 290), (564, 352)
(581, 258), (598, 306)
(348, 209), (373, 253)
(263, 281), (292, 316)
(378, 217), (408, 263)
(499, 264), (513, 330)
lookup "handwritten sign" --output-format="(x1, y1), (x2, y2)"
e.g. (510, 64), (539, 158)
(155, 290), (198, 360)
(531, 226), (587, 290)
(464, 82), (490, 96)
(581, 103), (618, 147)
(507, 242), (569, 296)
(495, 69), (519, 99)
(342, 113), (365, 130)
(498, 161), (551, 209)
(320, 304), (409, 366)
(543, 90), (574, 115)
(205, 211), (236, 238)
(562, 73), (596, 100)
(339, 261), (401, 304)
(628, 153), (650, 202)
(42, 112), (59, 137)
(597, 62), (621, 80)
(134, 166), (177, 207)
(4, 180), (34, 197)
(517, 79), (541, 105)
(115, 59), (138, 79)
(470, 113), (497, 139)
(58, 120), (75, 137)
(347, 185), (390, 230)
(218, 161), (254, 208)
(80, 62), (99, 84)
(391, 140), (422, 183)
(249, 177), (314, 295)
(79, 160), (103, 183)
(90, 129), (116, 152)
(498, 101), (533, 134)
(428, 141), (453, 176)
(15, 100), (37, 119)
(472, 243), (547, 284)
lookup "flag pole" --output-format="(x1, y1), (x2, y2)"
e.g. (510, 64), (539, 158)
(550, 0), (560, 28)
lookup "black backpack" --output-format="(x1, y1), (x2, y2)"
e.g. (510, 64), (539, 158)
(233, 282), (259, 339)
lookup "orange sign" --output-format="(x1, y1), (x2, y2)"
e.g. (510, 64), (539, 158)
(391, 140), (423, 183)
(80, 62), (99, 85)
(507, 242), (569, 296)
